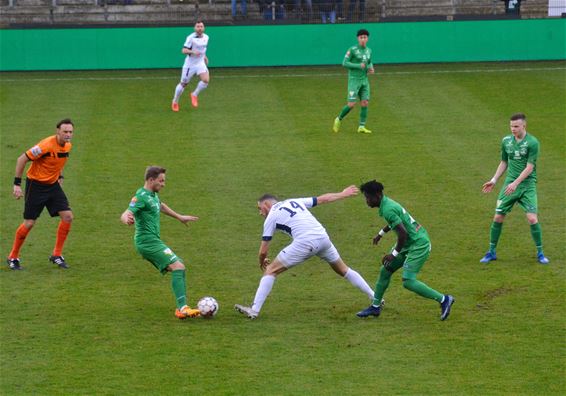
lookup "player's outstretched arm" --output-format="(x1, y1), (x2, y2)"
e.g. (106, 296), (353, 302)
(160, 202), (199, 225)
(373, 225), (391, 245)
(482, 161), (508, 193)
(317, 185), (359, 205)
(120, 209), (135, 225)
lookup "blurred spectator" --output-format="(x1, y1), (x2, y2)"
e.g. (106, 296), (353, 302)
(501, 0), (522, 15)
(232, 0), (247, 18)
(314, 0), (337, 23)
(293, 0), (313, 19)
(347, 0), (365, 21)
(259, 0), (286, 20)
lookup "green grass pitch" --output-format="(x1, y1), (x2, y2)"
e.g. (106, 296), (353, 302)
(1, 61), (565, 395)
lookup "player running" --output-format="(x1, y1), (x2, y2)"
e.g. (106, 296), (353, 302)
(120, 166), (201, 319)
(7, 119), (75, 270)
(356, 180), (455, 321)
(333, 28), (374, 134)
(234, 186), (376, 319)
(480, 113), (550, 264)
(171, 20), (210, 112)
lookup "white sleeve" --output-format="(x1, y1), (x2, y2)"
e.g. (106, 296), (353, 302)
(262, 212), (277, 241)
(184, 35), (193, 49)
(298, 197), (317, 209)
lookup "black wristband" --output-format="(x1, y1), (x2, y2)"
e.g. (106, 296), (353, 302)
(14, 177), (22, 186)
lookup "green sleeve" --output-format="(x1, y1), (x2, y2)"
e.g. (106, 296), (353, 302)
(128, 195), (145, 214)
(501, 139), (508, 162)
(527, 139), (539, 164)
(342, 48), (361, 70)
(384, 211), (402, 230)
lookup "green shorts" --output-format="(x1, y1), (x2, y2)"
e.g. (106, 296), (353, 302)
(385, 241), (431, 280)
(135, 241), (182, 274)
(347, 79), (370, 102)
(495, 182), (537, 215)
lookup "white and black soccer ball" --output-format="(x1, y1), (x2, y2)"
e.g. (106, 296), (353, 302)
(197, 296), (219, 318)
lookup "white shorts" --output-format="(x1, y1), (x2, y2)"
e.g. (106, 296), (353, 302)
(276, 236), (341, 268)
(180, 63), (208, 84)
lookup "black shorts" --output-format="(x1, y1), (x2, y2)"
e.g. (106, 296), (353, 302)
(24, 179), (71, 220)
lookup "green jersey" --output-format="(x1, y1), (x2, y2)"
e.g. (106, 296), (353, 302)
(501, 133), (539, 185)
(342, 44), (373, 81)
(128, 187), (162, 245)
(378, 196), (428, 249)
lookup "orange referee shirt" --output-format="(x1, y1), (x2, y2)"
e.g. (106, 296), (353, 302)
(25, 135), (72, 184)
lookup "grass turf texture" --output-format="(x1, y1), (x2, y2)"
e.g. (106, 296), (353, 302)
(1, 61), (564, 395)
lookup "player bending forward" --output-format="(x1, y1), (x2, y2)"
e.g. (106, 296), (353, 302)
(235, 186), (376, 319)
(171, 20), (210, 112)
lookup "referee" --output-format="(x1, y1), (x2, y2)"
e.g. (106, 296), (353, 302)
(7, 119), (75, 270)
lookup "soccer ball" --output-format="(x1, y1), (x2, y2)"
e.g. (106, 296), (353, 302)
(197, 296), (219, 317)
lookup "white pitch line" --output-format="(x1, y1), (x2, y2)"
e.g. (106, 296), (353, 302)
(0, 66), (564, 83)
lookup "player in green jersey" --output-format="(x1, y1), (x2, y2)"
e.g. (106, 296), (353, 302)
(120, 166), (201, 319)
(333, 29), (374, 134)
(480, 113), (550, 264)
(356, 180), (455, 320)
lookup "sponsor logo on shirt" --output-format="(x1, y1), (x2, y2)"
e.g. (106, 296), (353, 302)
(164, 248), (173, 255)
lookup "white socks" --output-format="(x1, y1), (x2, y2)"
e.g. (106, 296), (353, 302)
(173, 83), (185, 103)
(251, 275), (276, 313)
(344, 268), (375, 299)
(192, 81), (208, 96)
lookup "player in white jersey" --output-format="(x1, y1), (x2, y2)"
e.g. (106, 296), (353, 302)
(235, 185), (376, 319)
(171, 20), (210, 112)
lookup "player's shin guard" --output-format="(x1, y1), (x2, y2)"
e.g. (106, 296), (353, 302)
(251, 275), (275, 313)
(359, 106), (368, 126)
(338, 105), (352, 120)
(173, 83), (185, 103)
(171, 270), (187, 309)
(52, 220), (71, 256)
(373, 266), (393, 306)
(9, 224), (31, 259)
(193, 81), (208, 96)
(344, 268), (374, 299)
(530, 223), (543, 254)
(489, 221), (503, 253)
(402, 279), (443, 302)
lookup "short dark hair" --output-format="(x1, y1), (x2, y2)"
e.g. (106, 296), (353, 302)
(195, 19), (204, 25)
(57, 118), (74, 128)
(510, 113), (526, 122)
(145, 166), (166, 181)
(357, 29), (370, 37)
(360, 180), (384, 195)
(258, 194), (278, 203)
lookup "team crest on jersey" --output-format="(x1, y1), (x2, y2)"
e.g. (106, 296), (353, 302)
(30, 145), (42, 157)
(129, 197), (137, 207)
(163, 248), (173, 256)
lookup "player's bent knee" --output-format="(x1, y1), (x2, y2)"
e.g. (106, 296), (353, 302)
(526, 213), (538, 224)
(493, 214), (505, 223)
(169, 261), (185, 271)
(23, 220), (35, 229)
(402, 279), (415, 290)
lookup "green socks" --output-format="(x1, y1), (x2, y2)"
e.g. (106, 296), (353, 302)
(403, 279), (444, 302)
(530, 223), (543, 254)
(489, 221), (503, 253)
(372, 266), (393, 306)
(338, 105), (352, 120)
(171, 269), (187, 309)
(360, 106), (368, 126)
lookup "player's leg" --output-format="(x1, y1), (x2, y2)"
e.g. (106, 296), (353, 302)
(401, 244), (454, 320)
(235, 257), (289, 319)
(519, 187), (549, 263)
(356, 252), (403, 317)
(357, 82), (371, 134)
(7, 180), (47, 270)
(167, 260), (200, 318)
(333, 81), (359, 132)
(46, 183), (73, 268)
(172, 66), (192, 110)
(191, 67), (209, 107)
(480, 187), (516, 263)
